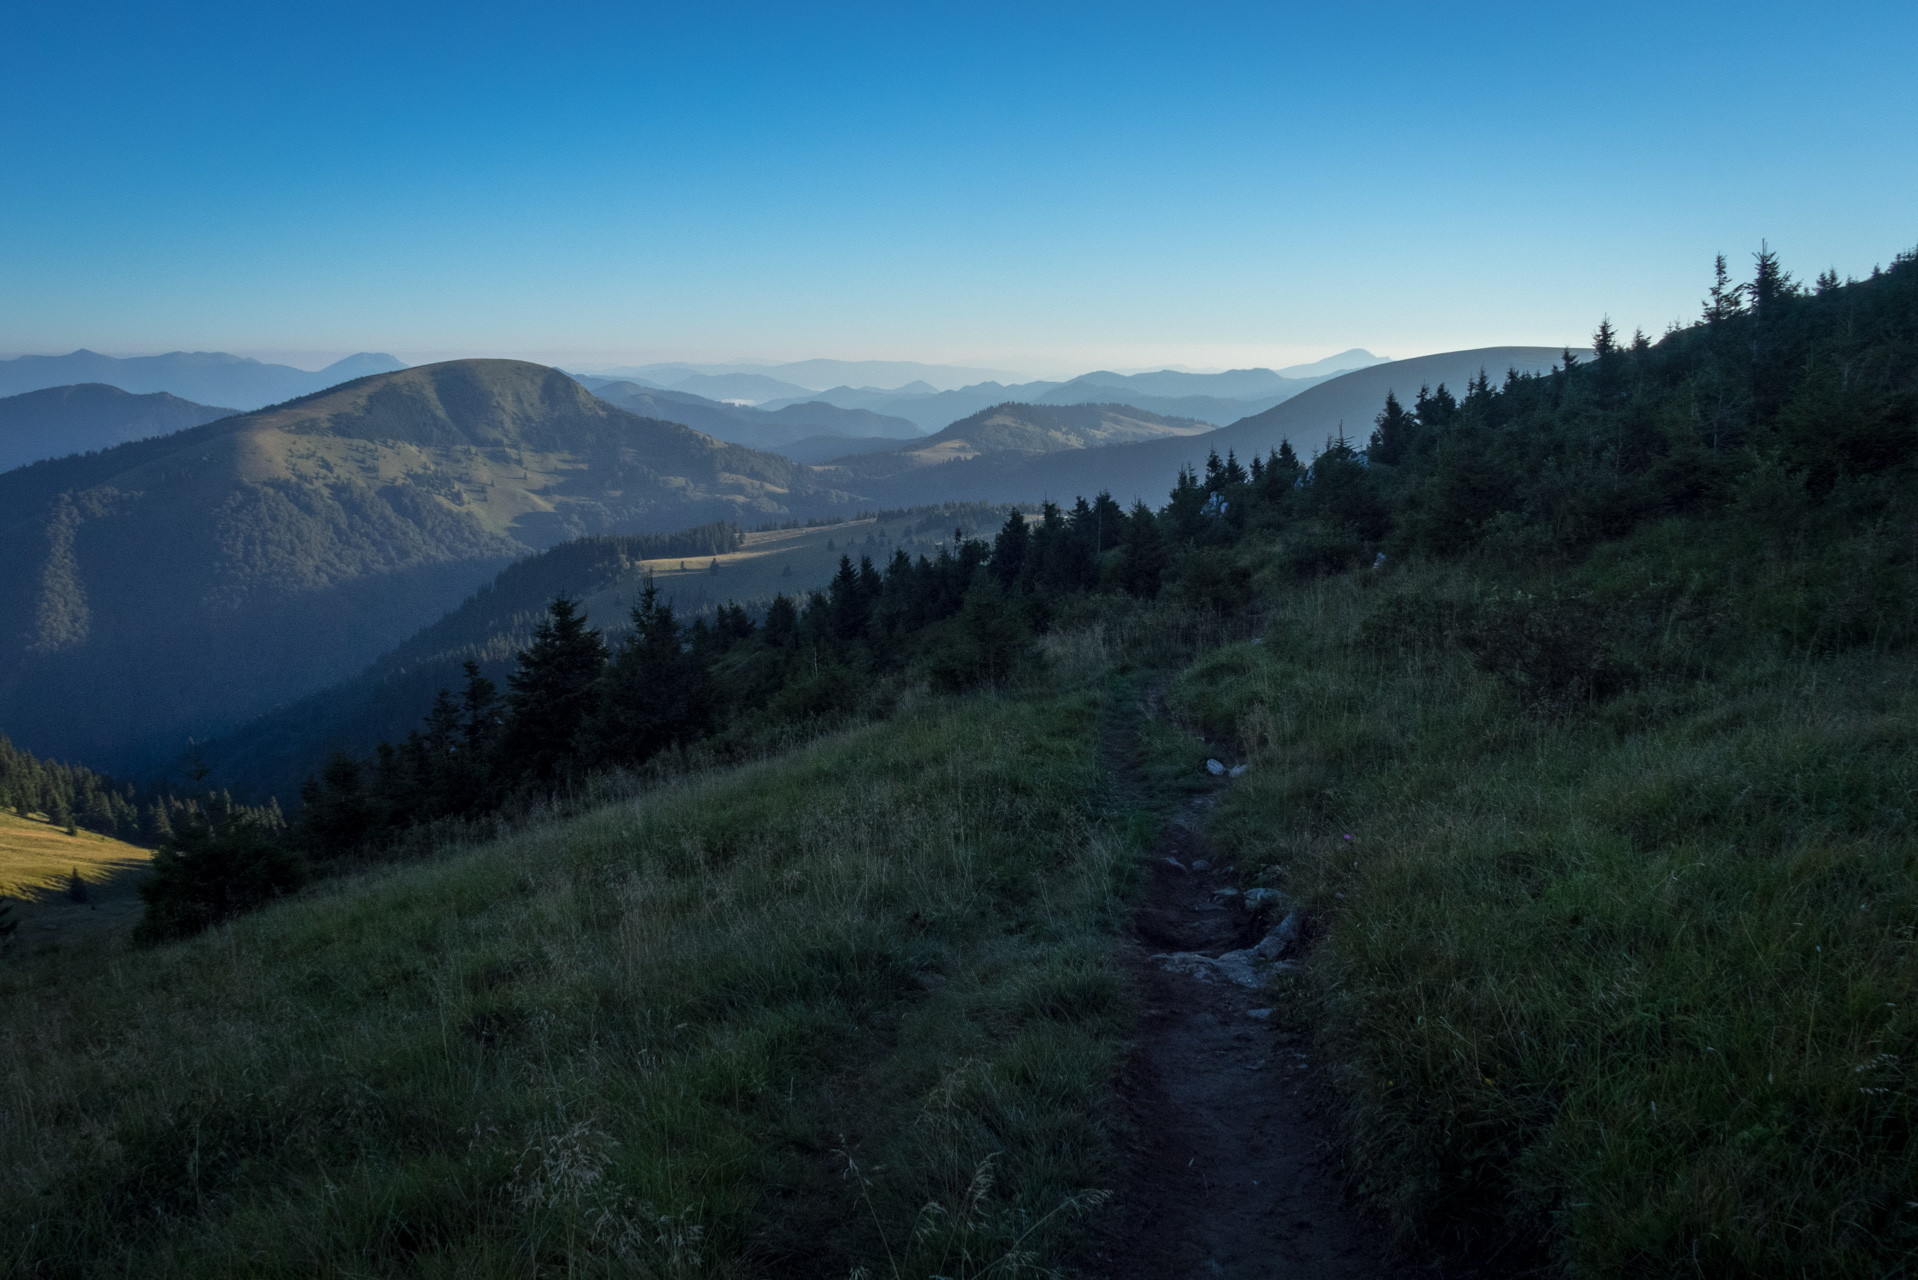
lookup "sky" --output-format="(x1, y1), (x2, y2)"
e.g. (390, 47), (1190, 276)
(3, 0), (1914, 380)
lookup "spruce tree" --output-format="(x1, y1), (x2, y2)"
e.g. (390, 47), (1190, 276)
(1118, 500), (1167, 597)
(1368, 391), (1416, 465)
(501, 596), (609, 782)
(582, 578), (697, 769)
(297, 753), (373, 858)
(991, 510), (1030, 588)
(459, 661), (501, 754)
(1703, 253), (1746, 323)
(137, 810), (304, 944)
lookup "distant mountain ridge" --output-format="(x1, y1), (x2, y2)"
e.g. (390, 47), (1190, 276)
(0, 384), (238, 472)
(579, 358), (1020, 392)
(818, 402), (1214, 482)
(0, 349), (408, 410)
(758, 355), (1390, 430)
(839, 347), (1583, 509)
(0, 358), (847, 774)
(577, 378), (923, 451)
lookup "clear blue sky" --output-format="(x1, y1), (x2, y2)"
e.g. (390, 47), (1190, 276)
(4, 0), (1913, 377)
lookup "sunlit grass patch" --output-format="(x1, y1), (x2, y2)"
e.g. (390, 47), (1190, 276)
(0, 808), (149, 898)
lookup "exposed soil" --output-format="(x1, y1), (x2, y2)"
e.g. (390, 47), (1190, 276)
(1089, 796), (1384, 1279)
(1088, 689), (1385, 1279)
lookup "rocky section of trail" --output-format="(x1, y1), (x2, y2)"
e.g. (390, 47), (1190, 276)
(1090, 783), (1384, 1280)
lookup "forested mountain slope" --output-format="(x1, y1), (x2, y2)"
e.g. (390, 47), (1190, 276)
(0, 359), (847, 773)
(194, 504), (1005, 804)
(0, 384), (238, 472)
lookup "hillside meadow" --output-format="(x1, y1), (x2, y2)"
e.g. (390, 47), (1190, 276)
(0, 809), (150, 900)
(1169, 524), (1918, 1275)
(0, 653), (1202, 1277)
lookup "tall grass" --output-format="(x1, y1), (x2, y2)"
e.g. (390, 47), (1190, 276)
(0, 685), (1138, 1277)
(1171, 530), (1918, 1275)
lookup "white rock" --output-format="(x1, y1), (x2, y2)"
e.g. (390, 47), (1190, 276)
(1243, 888), (1285, 908)
(1229, 764), (1249, 778)
(1162, 856), (1187, 872)
(1212, 886), (1240, 899)
(1205, 758), (1227, 776)
(1253, 911), (1301, 961)
(1190, 858), (1211, 871)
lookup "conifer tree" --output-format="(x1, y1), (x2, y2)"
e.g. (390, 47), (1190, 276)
(1703, 253), (1746, 322)
(137, 808), (304, 944)
(1368, 391), (1417, 465)
(501, 596), (608, 782)
(1117, 500), (1167, 597)
(763, 593), (799, 648)
(298, 753), (373, 857)
(583, 578), (699, 768)
(1165, 466), (1209, 541)
(459, 661), (501, 754)
(991, 510), (1029, 588)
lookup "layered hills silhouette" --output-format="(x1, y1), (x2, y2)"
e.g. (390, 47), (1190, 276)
(759, 353), (1389, 430)
(0, 359), (846, 772)
(0, 384), (238, 472)
(0, 345), (1564, 778)
(582, 358), (1019, 391)
(0, 349), (407, 410)
(840, 347), (1585, 507)
(579, 378), (921, 450)
(818, 402), (1213, 481)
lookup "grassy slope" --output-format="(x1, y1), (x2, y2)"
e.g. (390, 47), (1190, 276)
(596, 517), (992, 624)
(1, 678), (1147, 1277)
(1168, 526), (1918, 1275)
(817, 403), (1214, 479)
(0, 808), (150, 898)
(10, 505), (1907, 1275)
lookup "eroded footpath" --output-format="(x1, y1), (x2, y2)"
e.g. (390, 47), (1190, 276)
(1089, 694), (1383, 1279)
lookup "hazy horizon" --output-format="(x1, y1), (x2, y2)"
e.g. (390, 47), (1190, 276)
(0, 345), (1413, 387)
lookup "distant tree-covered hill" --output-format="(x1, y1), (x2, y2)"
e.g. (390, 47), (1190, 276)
(0, 359), (851, 774)
(818, 402), (1215, 481)
(0, 383), (238, 472)
(580, 379), (922, 451)
(192, 502), (1005, 803)
(844, 346), (1584, 507)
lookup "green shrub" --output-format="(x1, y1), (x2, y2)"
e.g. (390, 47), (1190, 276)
(135, 813), (306, 943)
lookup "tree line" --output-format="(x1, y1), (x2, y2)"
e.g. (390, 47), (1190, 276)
(138, 244), (1917, 939)
(0, 732), (278, 849)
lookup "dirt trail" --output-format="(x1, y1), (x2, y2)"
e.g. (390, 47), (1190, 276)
(1089, 695), (1384, 1280)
